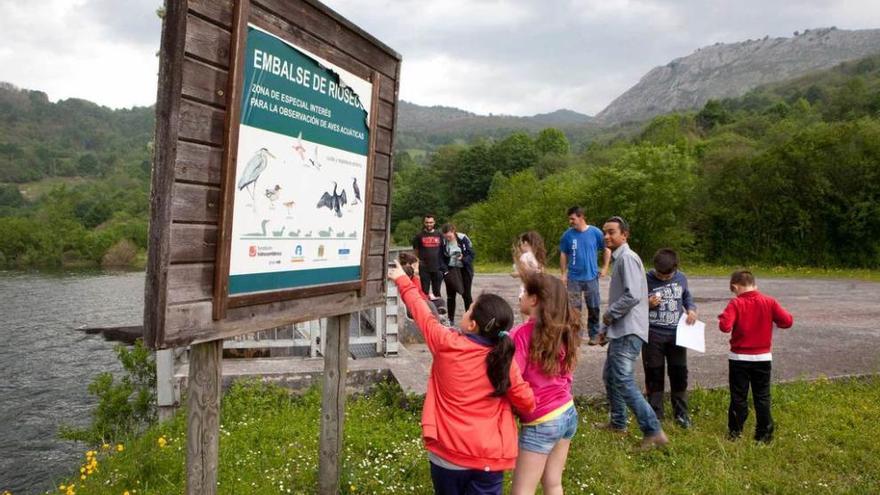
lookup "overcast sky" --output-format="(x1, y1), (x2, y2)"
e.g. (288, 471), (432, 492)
(1, 0), (878, 116)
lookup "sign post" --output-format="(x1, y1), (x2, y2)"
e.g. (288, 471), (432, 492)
(146, 0), (401, 492)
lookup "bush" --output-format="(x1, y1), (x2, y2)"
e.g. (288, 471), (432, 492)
(101, 239), (138, 268)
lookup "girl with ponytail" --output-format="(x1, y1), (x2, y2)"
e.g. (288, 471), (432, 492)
(510, 272), (582, 495)
(388, 261), (535, 495)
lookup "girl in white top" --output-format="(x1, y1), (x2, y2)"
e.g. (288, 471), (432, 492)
(513, 231), (547, 295)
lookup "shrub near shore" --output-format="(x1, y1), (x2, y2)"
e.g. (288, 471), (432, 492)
(45, 376), (880, 494)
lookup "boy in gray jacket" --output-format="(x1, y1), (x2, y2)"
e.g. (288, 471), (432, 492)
(596, 216), (668, 449)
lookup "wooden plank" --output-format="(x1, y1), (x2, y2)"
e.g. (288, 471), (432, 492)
(377, 100), (394, 129)
(179, 99), (226, 145)
(144, 0), (188, 350)
(368, 230), (386, 255)
(185, 13), (231, 68)
(168, 263), (214, 302)
(365, 255), (384, 281)
(170, 224), (218, 263)
(175, 141), (223, 186)
(163, 292), (383, 345)
(188, 0), (233, 27)
(373, 153), (390, 180)
(213, 0), (250, 320)
(372, 179), (388, 206)
(227, 281), (361, 309)
(318, 313), (350, 495)
(369, 205), (386, 231)
(182, 57), (228, 108)
(358, 71), (381, 296)
(364, 280), (385, 298)
(185, 340), (222, 495)
(376, 127), (392, 155)
(255, 0), (398, 77)
(172, 183), (221, 223)
(378, 73), (395, 104)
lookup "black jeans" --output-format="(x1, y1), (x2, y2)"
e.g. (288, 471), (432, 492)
(446, 267), (473, 322)
(728, 360), (774, 441)
(419, 269), (444, 298)
(641, 331), (688, 420)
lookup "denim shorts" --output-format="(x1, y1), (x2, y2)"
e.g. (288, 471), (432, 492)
(519, 405), (579, 454)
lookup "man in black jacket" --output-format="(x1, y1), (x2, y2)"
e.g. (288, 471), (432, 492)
(411, 214), (444, 297)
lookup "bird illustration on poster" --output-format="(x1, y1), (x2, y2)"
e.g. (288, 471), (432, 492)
(238, 148), (275, 208)
(317, 181), (347, 217)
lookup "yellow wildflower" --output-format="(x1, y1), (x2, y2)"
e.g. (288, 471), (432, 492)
(59, 486), (66, 491)
(157, 436), (167, 448)
(102, 443), (110, 450)
(124, 491), (130, 495)
(116, 444), (125, 452)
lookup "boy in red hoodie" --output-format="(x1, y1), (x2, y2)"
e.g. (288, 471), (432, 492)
(718, 270), (793, 442)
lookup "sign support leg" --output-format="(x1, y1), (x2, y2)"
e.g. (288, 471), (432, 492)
(186, 340), (223, 495)
(319, 313), (351, 494)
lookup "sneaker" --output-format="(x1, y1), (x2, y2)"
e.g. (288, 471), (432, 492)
(588, 334), (609, 346)
(593, 422), (628, 435)
(674, 415), (691, 429)
(727, 430), (742, 441)
(638, 431), (669, 450)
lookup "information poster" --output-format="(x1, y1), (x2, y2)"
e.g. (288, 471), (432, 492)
(228, 25), (371, 295)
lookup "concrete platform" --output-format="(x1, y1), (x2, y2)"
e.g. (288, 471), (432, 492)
(174, 275), (880, 398)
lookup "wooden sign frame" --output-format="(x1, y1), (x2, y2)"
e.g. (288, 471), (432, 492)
(144, 0), (401, 350)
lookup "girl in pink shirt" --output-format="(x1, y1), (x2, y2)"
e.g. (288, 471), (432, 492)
(510, 272), (582, 495)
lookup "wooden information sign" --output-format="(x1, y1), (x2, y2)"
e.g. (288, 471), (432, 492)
(145, 1), (400, 493)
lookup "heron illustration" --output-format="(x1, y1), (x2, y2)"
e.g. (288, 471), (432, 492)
(238, 148), (276, 204)
(351, 177), (361, 205)
(316, 181), (347, 217)
(245, 219), (270, 237)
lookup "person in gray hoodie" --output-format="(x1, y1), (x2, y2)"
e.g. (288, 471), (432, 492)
(596, 216), (668, 450)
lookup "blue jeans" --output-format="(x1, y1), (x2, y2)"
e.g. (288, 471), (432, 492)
(430, 462), (503, 495)
(566, 278), (600, 338)
(603, 334), (661, 435)
(519, 405), (579, 454)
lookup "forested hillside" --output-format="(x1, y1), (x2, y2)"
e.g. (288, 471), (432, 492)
(0, 83), (153, 268)
(2, 53), (880, 270)
(392, 54), (880, 268)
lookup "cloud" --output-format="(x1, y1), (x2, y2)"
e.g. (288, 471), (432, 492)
(0, 0), (878, 114)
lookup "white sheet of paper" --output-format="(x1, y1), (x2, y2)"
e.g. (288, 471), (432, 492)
(675, 313), (705, 353)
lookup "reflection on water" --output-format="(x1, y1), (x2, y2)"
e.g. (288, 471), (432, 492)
(0, 270), (144, 494)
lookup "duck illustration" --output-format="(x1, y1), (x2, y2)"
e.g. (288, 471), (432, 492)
(336, 230), (346, 238)
(304, 231), (313, 237)
(265, 185), (281, 208)
(318, 227), (334, 237)
(348, 230), (357, 238)
(287, 229), (302, 237)
(246, 219), (270, 237)
(271, 226), (286, 237)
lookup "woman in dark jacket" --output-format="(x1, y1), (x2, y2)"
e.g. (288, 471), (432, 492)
(440, 223), (475, 321)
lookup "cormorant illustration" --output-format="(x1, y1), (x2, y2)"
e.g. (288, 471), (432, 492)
(352, 177), (361, 205)
(316, 181), (347, 217)
(238, 148), (275, 202)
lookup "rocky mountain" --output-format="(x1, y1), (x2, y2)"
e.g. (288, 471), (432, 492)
(597, 27), (880, 124)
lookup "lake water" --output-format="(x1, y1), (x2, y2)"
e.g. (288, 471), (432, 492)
(0, 271), (144, 495)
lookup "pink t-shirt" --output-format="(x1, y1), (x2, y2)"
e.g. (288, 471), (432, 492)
(511, 319), (574, 423)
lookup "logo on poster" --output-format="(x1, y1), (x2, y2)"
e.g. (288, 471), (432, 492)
(291, 244), (305, 263)
(249, 245), (257, 257)
(318, 245), (325, 258)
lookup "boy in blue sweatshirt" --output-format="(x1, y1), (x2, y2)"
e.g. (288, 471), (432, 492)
(643, 248), (697, 428)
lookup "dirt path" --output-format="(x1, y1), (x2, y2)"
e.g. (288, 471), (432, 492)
(391, 275), (880, 396)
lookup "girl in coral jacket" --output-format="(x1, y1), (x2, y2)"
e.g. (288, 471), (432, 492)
(510, 272), (581, 495)
(388, 260), (535, 495)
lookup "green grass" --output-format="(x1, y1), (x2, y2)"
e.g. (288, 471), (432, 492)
(46, 377), (880, 494)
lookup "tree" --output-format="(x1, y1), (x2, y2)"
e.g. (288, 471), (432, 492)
(534, 128), (570, 155)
